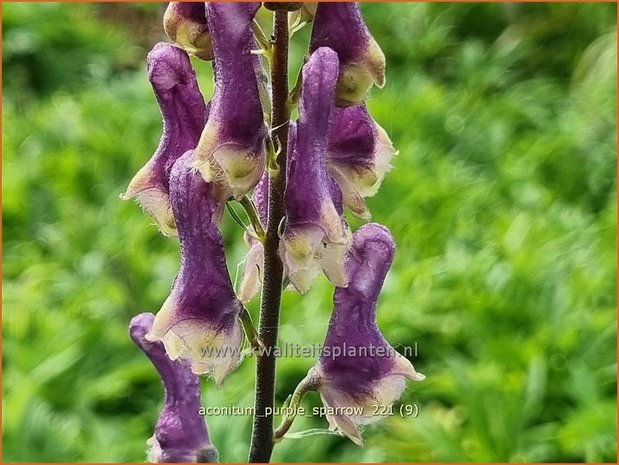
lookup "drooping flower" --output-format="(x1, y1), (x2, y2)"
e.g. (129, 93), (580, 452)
(192, 2), (266, 201)
(146, 151), (243, 385)
(163, 2), (213, 61)
(129, 312), (219, 463)
(281, 48), (351, 294)
(326, 104), (397, 220)
(310, 2), (386, 106)
(121, 43), (208, 237)
(309, 223), (424, 445)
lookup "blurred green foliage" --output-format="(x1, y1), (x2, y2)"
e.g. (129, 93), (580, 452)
(2, 2), (616, 463)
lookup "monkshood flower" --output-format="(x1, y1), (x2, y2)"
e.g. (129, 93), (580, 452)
(193, 2), (266, 201)
(129, 312), (219, 463)
(281, 48), (351, 294)
(326, 104), (397, 220)
(310, 223), (424, 445)
(310, 2), (386, 106)
(163, 2), (213, 61)
(146, 151), (243, 386)
(121, 42), (208, 237)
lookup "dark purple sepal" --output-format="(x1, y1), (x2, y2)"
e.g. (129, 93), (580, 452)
(129, 312), (219, 463)
(192, 2), (266, 201)
(281, 49), (351, 294)
(327, 104), (396, 219)
(146, 151), (243, 386)
(122, 43), (208, 237)
(310, 2), (386, 106)
(311, 224), (424, 445)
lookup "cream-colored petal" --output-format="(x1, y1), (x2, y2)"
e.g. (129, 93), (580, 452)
(319, 201), (346, 244)
(135, 189), (178, 237)
(212, 143), (265, 200)
(319, 230), (352, 287)
(121, 165), (178, 237)
(238, 242), (264, 303)
(326, 163), (371, 220)
(361, 37), (386, 88)
(146, 295), (243, 386)
(319, 389), (364, 446)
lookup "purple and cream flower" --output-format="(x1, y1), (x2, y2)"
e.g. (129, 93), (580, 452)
(130, 312), (219, 463)
(192, 2), (266, 201)
(122, 43), (208, 237)
(163, 2), (213, 61)
(281, 48), (351, 294)
(326, 104), (397, 220)
(310, 2), (386, 106)
(309, 223), (424, 445)
(146, 151), (243, 385)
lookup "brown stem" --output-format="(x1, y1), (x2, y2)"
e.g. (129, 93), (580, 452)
(248, 10), (289, 464)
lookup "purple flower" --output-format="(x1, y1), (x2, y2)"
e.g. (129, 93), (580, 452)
(163, 2), (213, 61)
(129, 312), (219, 463)
(310, 2), (386, 106)
(281, 48), (351, 294)
(193, 2), (266, 201)
(310, 223), (424, 445)
(146, 151), (243, 385)
(122, 43), (208, 237)
(326, 104), (397, 220)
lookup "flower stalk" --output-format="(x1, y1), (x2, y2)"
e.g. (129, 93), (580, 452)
(248, 10), (290, 464)
(272, 371), (319, 442)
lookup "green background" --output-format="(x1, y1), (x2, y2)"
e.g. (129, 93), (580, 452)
(2, 2), (617, 462)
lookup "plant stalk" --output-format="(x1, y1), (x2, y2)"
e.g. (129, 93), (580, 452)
(248, 10), (289, 463)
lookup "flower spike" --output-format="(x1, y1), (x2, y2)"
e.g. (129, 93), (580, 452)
(193, 2), (266, 201)
(122, 43), (208, 237)
(146, 151), (243, 385)
(281, 48), (351, 294)
(310, 2), (386, 106)
(130, 312), (219, 463)
(327, 104), (397, 220)
(163, 2), (213, 61)
(310, 224), (424, 445)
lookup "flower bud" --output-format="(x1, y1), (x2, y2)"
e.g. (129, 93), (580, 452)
(310, 224), (424, 445)
(163, 2), (213, 61)
(146, 151), (243, 386)
(327, 104), (397, 220)
(122, 43), (208, 237)
(310, 2), (386, 106)
(238, 171), (268, 303)
(129, 312), (218, 463)
(281, 48), (351, 294)
(193, 2), (266, 201)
